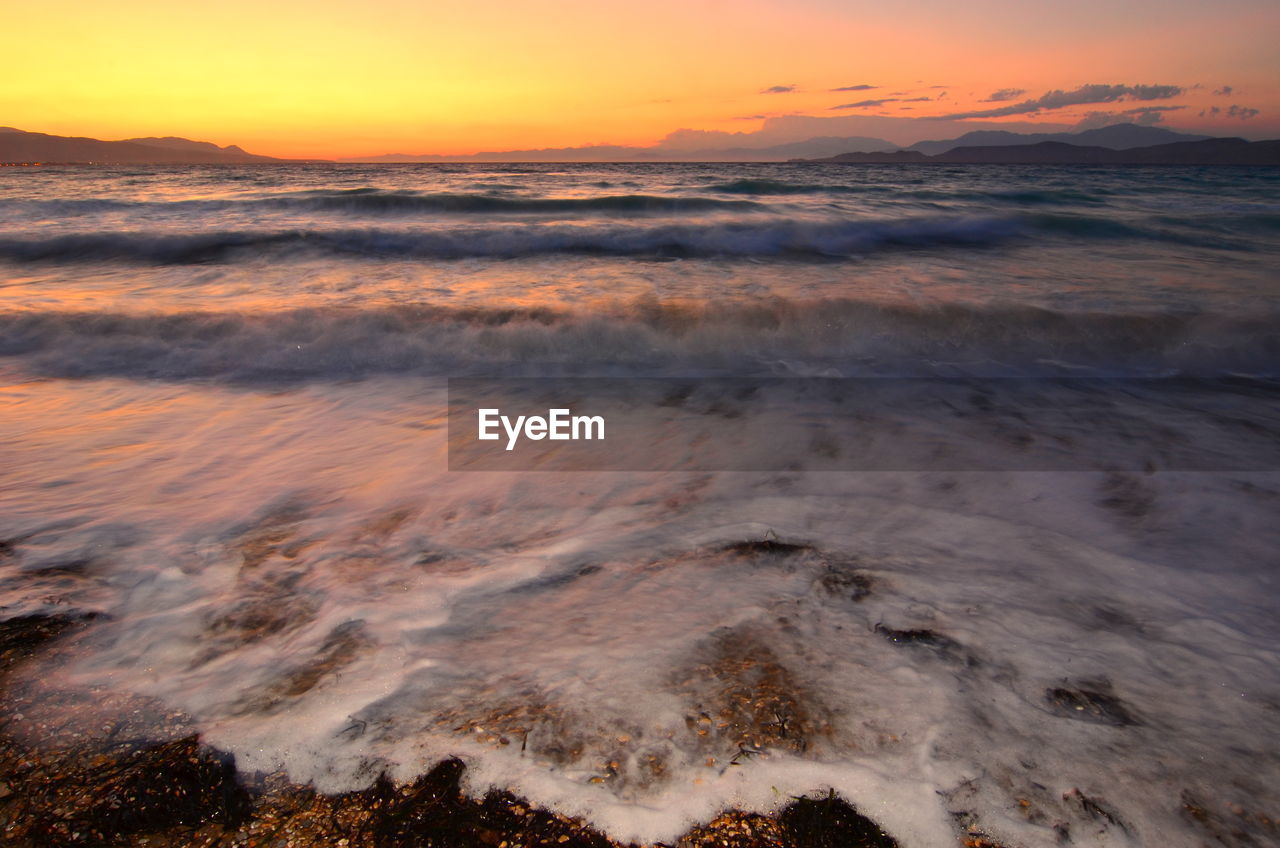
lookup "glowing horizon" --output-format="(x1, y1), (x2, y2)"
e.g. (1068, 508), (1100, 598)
(4, 0), (1278, 159)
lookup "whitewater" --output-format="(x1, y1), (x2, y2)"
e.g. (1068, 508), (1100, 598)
(0, 162), (1277, 847)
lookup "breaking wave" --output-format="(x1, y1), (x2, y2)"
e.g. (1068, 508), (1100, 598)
(0, 211), (1223, 264)
(1, 299), (1274, 382)
(3, 191), (766, 219)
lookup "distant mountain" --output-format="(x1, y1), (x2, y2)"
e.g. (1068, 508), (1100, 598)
(124, 136), (256, 157)
(804, 138), (1280, 166)
(0, 128), (291, 164)
(336, 124), (1222, 164)
(340, 135), (897, 163)
(906, 123), (1212, 156)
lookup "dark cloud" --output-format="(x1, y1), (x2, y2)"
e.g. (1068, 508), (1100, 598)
(734, 114), (768, 120)
(1213, 86), (1233, 96)
(830, 99), (896, 110)
(760, 85), (796, 94)
(831, 95), (930, 110)
(1200, 104), (1259, 119)
(830, 84), (876, 92)
(982, 88), (1027, 102)
(1075, 106), (1183, 129)
(937, 83), (1184, 119)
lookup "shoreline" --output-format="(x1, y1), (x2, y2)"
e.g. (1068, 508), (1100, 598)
(7, 612), (1270, 847)
(0, 611), (926, 848)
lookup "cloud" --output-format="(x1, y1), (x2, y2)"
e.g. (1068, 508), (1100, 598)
(1199, 104), (1259, 119)
(831, 98), (895, 109)
(830, 84), (876, 92)
(734, 114), (768, 120)
(982, 88), (1027, 102)
(1213, 86), (1233, 96)
(830, 95), (933, 110)
(936, 83), (1184, 119)
(760, 85), (796, 94)
(1075, 105), (1183, 129)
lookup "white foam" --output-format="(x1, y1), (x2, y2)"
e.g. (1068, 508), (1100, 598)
(1, 377), (1278, 846)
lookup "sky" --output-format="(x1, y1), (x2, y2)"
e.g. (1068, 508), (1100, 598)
(3, 0), (1277, 158)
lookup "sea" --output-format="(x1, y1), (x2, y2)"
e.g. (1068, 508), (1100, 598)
(0, 162), (1278, 846)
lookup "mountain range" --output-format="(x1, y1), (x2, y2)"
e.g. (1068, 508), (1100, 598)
(0, 128), (285, 164)
(801, 137), (1280, 166)
(903, 123), (1212, 155)
(1, 124), (1275, 165)
(333, 123), (1219, 163)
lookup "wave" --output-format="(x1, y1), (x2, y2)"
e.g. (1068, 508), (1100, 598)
(1, 202), (1252, 263)
(708, 181), (1106, 205)
(0, 215), (1082, 264)
(1, 300), (1274, 382)
(2, 191), (765, 218)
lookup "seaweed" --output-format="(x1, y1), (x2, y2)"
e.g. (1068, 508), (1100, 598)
(1062, 788), (1131, 835)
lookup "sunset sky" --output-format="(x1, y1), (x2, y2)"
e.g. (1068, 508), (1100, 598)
(4, 0), (1277, 158)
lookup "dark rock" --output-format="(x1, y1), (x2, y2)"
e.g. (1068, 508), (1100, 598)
(874, 624), (975, 666)
(720, 539), (815, 557)
(16, 736), (250, 844)
(778, 790), (899, 847)
(820, 567), (873, 602)
(0, 612), (101, 673)
(1045, 686), (1139, 726)
(371, 759), (613, 847)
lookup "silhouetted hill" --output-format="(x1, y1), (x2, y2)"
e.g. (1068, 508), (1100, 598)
(906, 123), (1213, 156)
(0, 128), (291, 164)
(124, 136), (256, 157)
(804, 138), (1280, 165)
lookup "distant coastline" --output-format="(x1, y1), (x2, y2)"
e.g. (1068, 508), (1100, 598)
(796, 137), (1280, 166)
(5, 123), (1278, 166)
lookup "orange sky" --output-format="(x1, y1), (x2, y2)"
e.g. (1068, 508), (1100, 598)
(3, 0), (1277, 158)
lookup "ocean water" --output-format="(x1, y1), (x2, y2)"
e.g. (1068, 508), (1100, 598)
(1, 163), (1278, 846)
